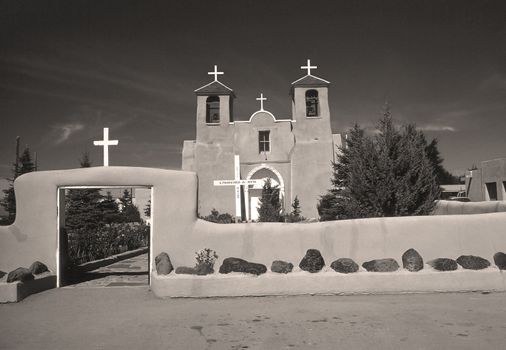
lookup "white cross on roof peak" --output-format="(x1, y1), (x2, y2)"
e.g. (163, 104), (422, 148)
(208, 65), (224, 81)
(256, 93), (267, 111)
(301, 59), (317, 76)
(93, 127), (118, 167)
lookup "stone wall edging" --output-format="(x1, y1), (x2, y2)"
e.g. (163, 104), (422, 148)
(152, 268), (506, 298)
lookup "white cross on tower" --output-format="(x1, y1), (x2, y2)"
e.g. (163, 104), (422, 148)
(208, 65), (224, 81)
(93, 127), (118, 167)
(256, 93), (267, 111)
(301, 59), (317, 76)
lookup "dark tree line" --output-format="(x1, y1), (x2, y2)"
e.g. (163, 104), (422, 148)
(64, 153), (142, 234)
(1, 144), (36, 225)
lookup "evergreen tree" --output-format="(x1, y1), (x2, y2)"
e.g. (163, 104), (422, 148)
(424, 138), (461, 184)
(318, 108), (440, 221)
(1, 146), (36, 224)
(99, 192), (121, 224)
(118, 189), (142, 223)
(257, 179), (282, 222)
(79, 152), (91, 168)
(291, 196), (301, 218)
(144, 200), (151, 218)
(18, 147), (36, 174)
(119, 189), (132, 209)
(286, 196), (305, 222)
(65, 153), (105, 232)
(122, 204), (142, 223)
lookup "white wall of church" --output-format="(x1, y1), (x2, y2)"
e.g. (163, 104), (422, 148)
(291, 140), (335, 218)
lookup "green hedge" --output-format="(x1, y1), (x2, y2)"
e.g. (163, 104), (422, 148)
(67, 222), (149, 266)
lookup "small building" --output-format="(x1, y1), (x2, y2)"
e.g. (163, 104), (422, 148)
(182, 61), (342, 220)
(440, 184), (467, 200)
(466, 158), (506, 201)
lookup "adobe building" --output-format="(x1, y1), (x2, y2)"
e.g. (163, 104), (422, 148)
(182, 61), (342, 220)
(466, 158), (506, 201)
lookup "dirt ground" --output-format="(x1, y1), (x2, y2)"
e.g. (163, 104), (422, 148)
(1, 287), (505, 350)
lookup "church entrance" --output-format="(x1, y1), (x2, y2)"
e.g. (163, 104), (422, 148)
(56, 186), (152, 288)
(245, 166), (284, 221)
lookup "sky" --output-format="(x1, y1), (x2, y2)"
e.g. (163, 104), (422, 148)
(1, 0), (505, 192)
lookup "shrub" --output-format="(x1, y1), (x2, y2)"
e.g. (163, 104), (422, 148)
(195, 248), (218, 267)
(201, 208), (234, 223)
(193, 248), (219, 275)
(285, 196), (305, 222)
(258, 179), (283, 222)
(67, 222), (149, 266)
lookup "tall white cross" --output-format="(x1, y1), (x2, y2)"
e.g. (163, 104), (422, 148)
(213, 155), (263, 220)
(301, 59), (317, 76)
(256, 93), (267, 111)
(208, 65), (224, 81)
(93, 127), (118, 167)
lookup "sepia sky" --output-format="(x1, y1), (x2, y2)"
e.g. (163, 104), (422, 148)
(1, 0), (505, 191)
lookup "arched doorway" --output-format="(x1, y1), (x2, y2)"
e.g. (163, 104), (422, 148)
(245, 165), (284, 221)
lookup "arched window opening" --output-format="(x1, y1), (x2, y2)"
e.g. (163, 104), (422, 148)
(305, 90), (319, 117)
(206, 96), (220, 123)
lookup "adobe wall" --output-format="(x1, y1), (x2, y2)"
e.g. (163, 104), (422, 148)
(154, 208), (506, 298)
(163, 212), (506, 270)
(434, 200), (506, 215)
(2, 167), (505, 299)
(0, 167), (197, 273)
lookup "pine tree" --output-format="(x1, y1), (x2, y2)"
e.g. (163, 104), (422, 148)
(1, 145), (36, 224)
(122, 204), (142, 223)
(119, 189), (142, 223)
(65, 153), (105, 233)
(291, 196), (301, 218)
(99, 192), (121, 224)
(18, 147), (36, 174)
(257, 179), (282, 222)
(119, 189), (132, 209)
(286, 196), (304, 222)
(79, 152), (91, 168)
(144, 200), (151, 218)
(424, 138), (460, 185)
(318, 108), (440, 220)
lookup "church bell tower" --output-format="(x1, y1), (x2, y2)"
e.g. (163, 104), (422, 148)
(290, 59), (332, 142)
(194, 65), (235, 142)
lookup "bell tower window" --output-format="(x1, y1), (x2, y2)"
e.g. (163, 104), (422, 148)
(305, 89), (319, 117)
(206, 96), (220, 123)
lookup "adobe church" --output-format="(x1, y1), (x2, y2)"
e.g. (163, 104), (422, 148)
(182, 60), (342, 221)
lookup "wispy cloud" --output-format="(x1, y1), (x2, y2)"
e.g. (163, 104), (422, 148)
(54, 123), (84, 144)
(478, 73), (506, 91)
(416, 124), (457, 132)
(0, 55), (170, 98)
(338, 121), (457, 134)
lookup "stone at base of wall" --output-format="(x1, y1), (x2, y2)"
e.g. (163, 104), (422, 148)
(0, 274), (56, 303)
(151, 268), (506, 298)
